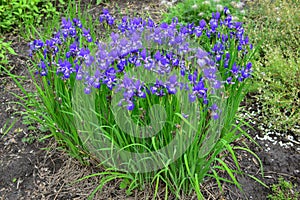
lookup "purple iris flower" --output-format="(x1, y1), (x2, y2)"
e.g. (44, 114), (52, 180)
(38, 60), (48, 76)
(57, 59), (76, 79)
(231, 63), (239, 75)
(193, 26), (203, 37)
(33, 40), (44, 49)
(209, 19), (218, 31)
(199, 19), (206, 29)
(99, 8), (115, 26)
(212, 12), (221, 20)
(166, 75), (178, 94)
(224, 7), (230, 15)
(73, 18), (82, 28)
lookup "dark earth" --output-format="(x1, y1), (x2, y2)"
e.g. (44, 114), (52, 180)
(1, 0), (299, 199)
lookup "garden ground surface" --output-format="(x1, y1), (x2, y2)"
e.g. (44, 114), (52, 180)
(0, 0), (299, 199)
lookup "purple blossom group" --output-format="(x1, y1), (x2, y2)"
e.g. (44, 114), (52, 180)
(99, 9), (114, 26)
(29, 7), (254, 119)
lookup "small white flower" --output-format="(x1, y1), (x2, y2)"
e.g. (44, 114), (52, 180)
(161, 0), (174, 7)
(235, 2), (244, 9)
(202, 1), (210, 5)
(240, 9), (246, 15)
(230, 1), (237, 7)
(216, 4), (223, 12)
(192, 4), (198, 9)
(166, 2), (173, 6)
(161, 0), (167, 4)
(198, 12), (204, 17)
(277, 17), (281, 22)
(232, 16), (239, 21)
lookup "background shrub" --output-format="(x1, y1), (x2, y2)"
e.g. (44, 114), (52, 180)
(0, 0), (64, 33)
(163, 0), (245, 24)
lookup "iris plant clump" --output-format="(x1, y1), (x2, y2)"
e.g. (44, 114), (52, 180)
(25, 7), (257, 198)
(29, 7), (252, 112)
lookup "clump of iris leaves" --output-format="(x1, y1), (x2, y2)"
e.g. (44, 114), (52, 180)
(7, 6), (266, 200)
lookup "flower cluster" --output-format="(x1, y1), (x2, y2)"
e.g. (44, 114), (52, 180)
(99, 8), (114, 26)
(29, 8), (253, 117)
(185, 8), (253, 84)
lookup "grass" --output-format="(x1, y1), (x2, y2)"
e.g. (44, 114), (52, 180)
(0, 119), (17, 138)
(244, 0), (300, 135)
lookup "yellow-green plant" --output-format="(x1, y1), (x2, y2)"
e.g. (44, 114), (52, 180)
(267, 177), (299, 200)
(245, 0), (300, 134)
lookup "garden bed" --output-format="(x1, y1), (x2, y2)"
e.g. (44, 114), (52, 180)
(0, 0), (299, 199)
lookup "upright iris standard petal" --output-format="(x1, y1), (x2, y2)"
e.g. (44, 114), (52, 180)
(199, 19), (206, 29)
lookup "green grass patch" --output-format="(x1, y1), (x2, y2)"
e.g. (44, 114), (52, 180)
(245, 0), (300, 135)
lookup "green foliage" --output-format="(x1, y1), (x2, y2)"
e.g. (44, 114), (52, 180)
(252, 48), (300, 134)
(5, 1), (97, 164)
(163, 0), (244, 24)
(96, 0), (107, 5)
(267, 177), (299, 200)
(246, 0), (300, 58)
(0, 38), (16, 65)
(0, 119), (17, 138)
(0, 0), (65, 33)
(245, 0), (300, 135)
(21, 133), (36, 144)
(0, 38), (17, 75)
(6, 2), (262, 199)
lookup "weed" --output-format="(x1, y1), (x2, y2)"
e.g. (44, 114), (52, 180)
(267, 177), (299, 200)
(0, 38), (17, 75)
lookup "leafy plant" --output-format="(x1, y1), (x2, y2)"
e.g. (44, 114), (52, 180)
(6, 5), (263, 199)
(162, 0), (245, 25)
(0, 0), (65, 33)
(21, 133), (36, 144)
(267, 177), (299, 200)
(0, 38), (17, 75)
